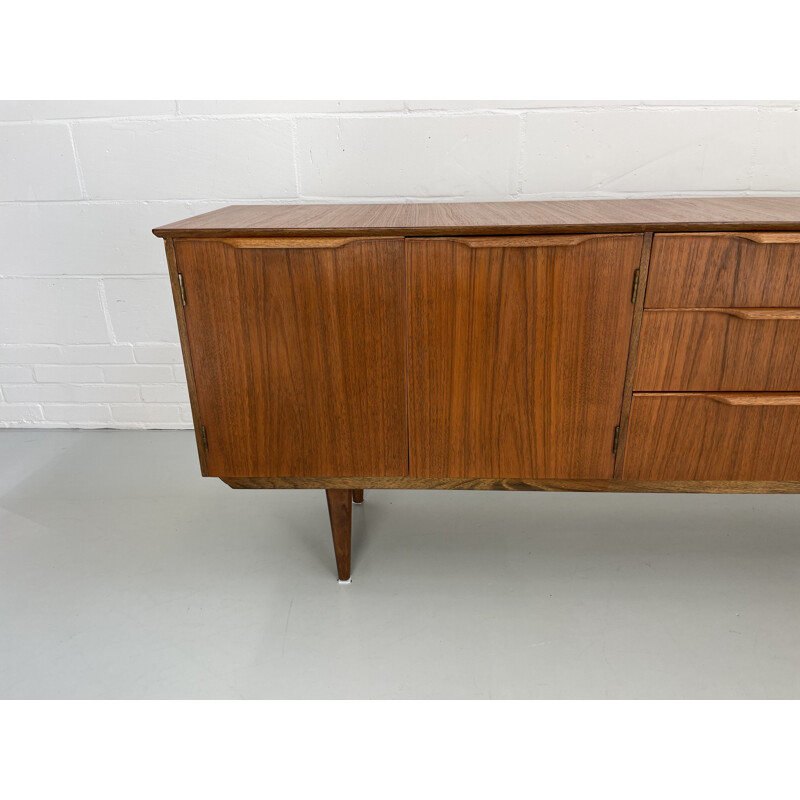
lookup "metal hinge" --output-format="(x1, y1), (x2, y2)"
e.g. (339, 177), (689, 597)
(613, 425), (621, 455)
(200, 425), (208, 451)
(630, 269), (640, 304)
(178, 273), (187, 306)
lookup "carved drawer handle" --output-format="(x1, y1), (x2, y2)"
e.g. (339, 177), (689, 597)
(207, 237), (399, 249)
(705, 393), (800, 406)
(727, 233), (800, 244)
(663, 233), (800, 244)
(416, 235), (624, 248)
(711, 308), (800, 321)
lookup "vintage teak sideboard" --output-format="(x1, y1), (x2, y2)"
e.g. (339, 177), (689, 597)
(154, 198), (800, 582)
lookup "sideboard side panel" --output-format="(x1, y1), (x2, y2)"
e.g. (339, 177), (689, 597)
(174, 237), (408, 477)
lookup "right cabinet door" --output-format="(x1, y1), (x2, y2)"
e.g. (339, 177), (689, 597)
(407, 234), (642, 478)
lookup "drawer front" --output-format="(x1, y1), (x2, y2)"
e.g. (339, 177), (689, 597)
(646, 233), (800, 308)
(623, 393), (800, 481)
(636, 309), (800, 391)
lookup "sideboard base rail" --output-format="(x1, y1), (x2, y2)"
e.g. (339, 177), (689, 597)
(221, 477), (800, 494)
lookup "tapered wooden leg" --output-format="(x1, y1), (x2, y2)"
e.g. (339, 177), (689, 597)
(352, 489), (364, 504)
(325, 489), (352, 582)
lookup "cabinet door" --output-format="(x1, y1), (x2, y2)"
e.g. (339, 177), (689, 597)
(407, 235), (642, 478)
(174, 238), (407, 477)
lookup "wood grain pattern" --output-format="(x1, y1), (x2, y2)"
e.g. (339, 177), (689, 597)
(623, 392), (800, 481)
(326, 489), (352, 581)
(636, 309), (800, 391)
(163, 238), (209, 474)
(613, 232), (653, 478)
(153, 198), (800, 239)
(175, 237), (408, 477)
(646, 233), (800, 307)
(222, 476), (800, 493)
(407, 234), (642, 478)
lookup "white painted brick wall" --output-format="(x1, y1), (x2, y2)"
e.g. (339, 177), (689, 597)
(296, 115), (521, 198)
(72, 118), (297, 200)
(521, 108), (761, 194)
(0, 279), (109, 343)
(1, 100), (799, 428)
(0, 124), (82, 201)
(102, 278), (179, 343)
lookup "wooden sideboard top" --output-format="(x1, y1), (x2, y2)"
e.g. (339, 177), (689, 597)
(153, 197), (800, 239)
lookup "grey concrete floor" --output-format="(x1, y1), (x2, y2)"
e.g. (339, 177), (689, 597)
(1, 429), (799, 699)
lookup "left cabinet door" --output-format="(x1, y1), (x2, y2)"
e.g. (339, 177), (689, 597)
(172, 238), (408, 477)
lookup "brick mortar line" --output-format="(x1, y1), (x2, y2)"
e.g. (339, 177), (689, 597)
(0, 275), (169, 279)
(66, 122), (88, 200)
(70, 341), (176, 346)
(1, 104), (798, 126)
(34, 402), (184, 406)
(5, 189), (800, 207)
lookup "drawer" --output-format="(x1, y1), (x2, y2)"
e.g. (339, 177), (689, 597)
(622, 392), (800, 481)
(646, 233), (800, 308)
(635, 308), (800, 391)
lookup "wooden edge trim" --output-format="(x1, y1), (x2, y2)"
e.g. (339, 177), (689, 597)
(613, 232), (653, 478)
(153, 225), (800, 241)
(220, 476), (800, 494)
(644, 308), (800, 320)
(164, 238), (208, 475)
(634, 392), (800, 406)
(198, 237), (402, 249)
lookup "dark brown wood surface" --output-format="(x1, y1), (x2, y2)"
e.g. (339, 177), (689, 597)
(646, 233), (800, 307)
(153, 198), (800, 239)
(407, 234), (642, 478)
(175, 237), (408, 477)
(223, 476), (800, 493)
(623, 392), (800, 481)
(636, 309), (800, 391)
(325, 489), (352, 581)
